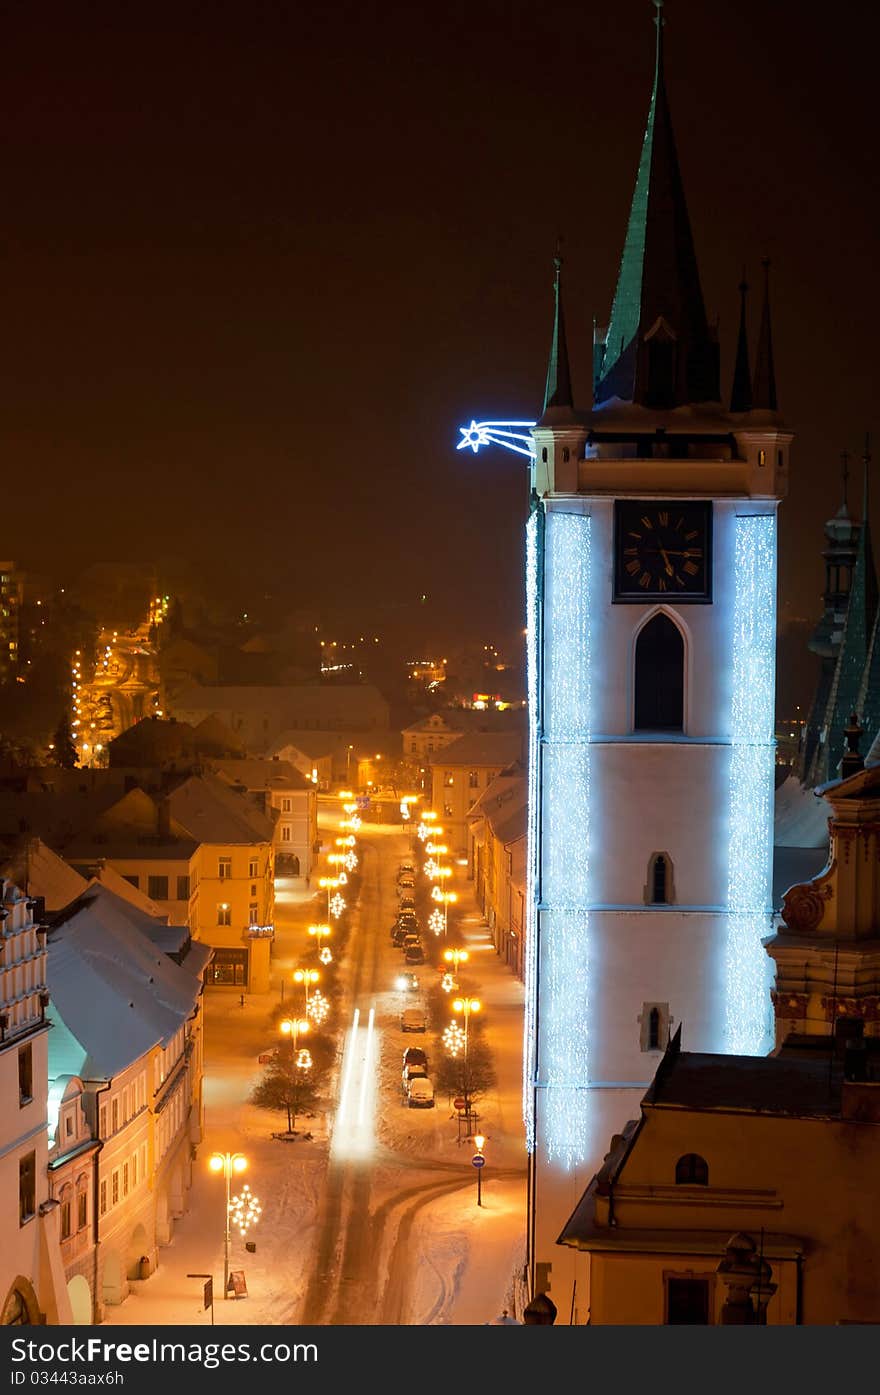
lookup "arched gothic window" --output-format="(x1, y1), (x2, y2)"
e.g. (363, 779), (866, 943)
(652, 854), (669, 904)
(648, 1007), (661, 1050)
(635, 614), (684, 732)
(675, 1153), (709, 1186)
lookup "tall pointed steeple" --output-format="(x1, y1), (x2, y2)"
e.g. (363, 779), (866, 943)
(813, 437), (878, 784)
(541, 244), (574, 417)
(752, 258), (778, 411)
(729, 272), (752, 412)
(593, 0), (719, 409)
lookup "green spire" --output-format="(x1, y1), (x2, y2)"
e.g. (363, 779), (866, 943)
(752, 258), (778, 411)
(729, 272), (752, 412)
(815, 438), (877, 783)
(541, 247), (574, 416)
(594, 0), (718, 408)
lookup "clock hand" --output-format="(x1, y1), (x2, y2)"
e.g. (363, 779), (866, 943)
(659, 546), (674, 577)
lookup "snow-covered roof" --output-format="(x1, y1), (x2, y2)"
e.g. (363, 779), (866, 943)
(84, 863), (167, 919)
(774, 773), (831, 849)
(209, 757), (310, 792)
(427, 731), (524, 768)
(0, 837), (88, 912)
(167, 772), (276, 845)
(47, 883), (203, 1079)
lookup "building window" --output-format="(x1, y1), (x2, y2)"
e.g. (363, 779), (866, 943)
(65, 1113), (74, 1138)
(634, 614), (684, 732)
(148, 875), (169, 900)
(562, 447), (570, 462)
(217, 904), (232, 926)
(443, 803), (453, 817)
(19, 1152), (36, 1224)
(218, 857), (232, 880)
(248, 858), (259, 879)
(177, 875), (190, 900)
(410, 741), (418, 754)
(99, 1106), (107, 1137)
(18, 1043), (33, 1106)
(249, 903), (259, 924)
(60, 1199), (72, 1240)
(282, 798), (291, 813)
(648, 1007), (661, 1050)
(124, 874), (140, 890)
(77, 1191), (88, 1230)
(443, 773), (454, 787)
(99, 1180), (107, 1216)
(675, 1153), (709, 1186)
(666, 1276), (711, 1325)
(468, 770), (479, 789)
(541, 447), (548, 463)
(208, 949), (248, 987)
(132, 1154), (138, 1187)
(758, 448), (766, 467)
(777, 449), (783, 468)
(644, 851), (675, 905)
(122, 1163), (129, 1197)
(111, 1099), (119, 1134)
(111, 1170), (119, 1206)
(281, 826), (291, 842)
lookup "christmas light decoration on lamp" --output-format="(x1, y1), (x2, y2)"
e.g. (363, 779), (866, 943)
(428, 909), (444, 937)
(228, 1183), (261, 1238)
(442, 1021), (466, 1056)
(726, 512), (777, 1056)
(329, 892), (346, 919)
(306, 989), (330, 1025)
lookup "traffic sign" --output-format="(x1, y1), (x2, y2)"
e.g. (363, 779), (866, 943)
(453, 1097), (467, 1111)
(472, 1154), (485, 1168)
(357, 796), (370, 809)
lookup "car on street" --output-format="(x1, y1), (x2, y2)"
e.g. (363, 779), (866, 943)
(391, 923), (409, 946)
(398, 895), (416, 913)
(398, 877), (415, 893)
(402, 1046), (428, 1071)
(397, 862), (415, 881)
(397, 912), (418, 933)
(404, 943), (425, 964)
(402, 1060), (428, 1084)
(395, 971), (419, 992)
(400, 1007), (427, 1032)
(407, 1075), (435, 1108)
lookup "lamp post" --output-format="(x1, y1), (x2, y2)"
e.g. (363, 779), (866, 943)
(473, 1133), (486, 1206)
(293, 967), (320, 1013)
(208, 1152), (248, 1299)
(452, 995), (481, 1116)
(279, 1016), (309, 1056)
(318, 876), (341, 920)
(443, 947), (468, 986)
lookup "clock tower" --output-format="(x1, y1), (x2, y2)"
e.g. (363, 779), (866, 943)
(524, 4), (793, 1321)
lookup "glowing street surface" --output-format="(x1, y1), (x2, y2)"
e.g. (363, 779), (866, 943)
(333, 1006), (379, 1160)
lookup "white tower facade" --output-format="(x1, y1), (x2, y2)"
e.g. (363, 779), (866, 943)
(523, 12), (792, 1323)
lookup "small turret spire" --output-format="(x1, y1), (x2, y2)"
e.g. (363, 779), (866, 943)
(752, 257), (778, 411)
(730, 269), (752, 412)
(541, 238), (574, 415)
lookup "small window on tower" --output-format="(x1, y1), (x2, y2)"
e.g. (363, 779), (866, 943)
(758, 448), (766, 466)
(562, 448), (570, 462)
(542, 448), (548, 463)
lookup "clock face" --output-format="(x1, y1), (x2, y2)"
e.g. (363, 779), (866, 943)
(614, 500), (712, 602)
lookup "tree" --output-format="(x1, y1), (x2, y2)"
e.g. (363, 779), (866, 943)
(249, 1052), (321, 1135)
(433, 1034), (497, 1109)
(50, 715), (78, 768)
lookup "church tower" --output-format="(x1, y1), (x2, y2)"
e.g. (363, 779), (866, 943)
(524, 3), (793, 1320)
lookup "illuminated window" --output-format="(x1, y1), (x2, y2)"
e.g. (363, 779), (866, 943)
(758, 448), (766, 466)
(248, 858), (259, 879)
(217, 904), (231, 926)
(634, 614), (684, 732)
(468, 770), (479, 789)
(675, 1153), (709, 1186)
(444, 773), (454, 787)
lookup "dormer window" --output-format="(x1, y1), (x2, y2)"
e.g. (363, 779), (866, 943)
(675, 1153), (709, 1186)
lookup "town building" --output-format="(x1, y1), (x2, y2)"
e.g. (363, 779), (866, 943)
(209, 757), (317, 880)
(0, 561), (23, 684)
(169, 682), (390, 751)
(428, 731), (524, 862)
(522, 11), (791, 1322)
(46, 882), (209, 1319)
(467, 764), (527, 978)
(0, 878), (71, 1325)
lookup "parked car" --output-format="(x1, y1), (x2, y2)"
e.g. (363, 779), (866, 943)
(391, 923), (409, 946)
(404, 943), (425, 965)
(402, 1061), (428, 1084)
(401, 1007), (427, 1032)
(397, 862), (415, 881)
(397, 912), (418, 932)
(398, 896), (416, 913)
(398, 877), (415, 893)
(402, 1046), (428, 1070)
(407, 1075), (435, 1108)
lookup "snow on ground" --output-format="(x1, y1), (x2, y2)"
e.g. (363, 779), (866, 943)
(104, 801), (528, 1327)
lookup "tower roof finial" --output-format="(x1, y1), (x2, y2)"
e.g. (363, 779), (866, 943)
(540, 238), (575, 419)
(654, 0), (665, 74)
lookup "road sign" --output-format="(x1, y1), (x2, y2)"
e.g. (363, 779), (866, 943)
(202, 1277), (213, 1310)
(472, 1154), (485, 1168)
(453, 1097), (467, 1111)
(357, 795), (370, 809)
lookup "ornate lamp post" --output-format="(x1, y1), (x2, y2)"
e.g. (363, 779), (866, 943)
(293, 967), (320, 1013)
(208, 1152), (248, 1299)
(452, 995), (481, 1114)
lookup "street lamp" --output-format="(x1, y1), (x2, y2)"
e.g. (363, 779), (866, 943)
(444, 947), (468, 981)
(293, 967), (320, 1011)
(279, 1016), (310, 1055)
(473, 1133), (486, 1207)
(452, 996), (481, 1114)
(308, 924), (332, 960)
(208, 1152), (248, 1299)
(319, 875), (342, 919)
(432, 888), (457, 937)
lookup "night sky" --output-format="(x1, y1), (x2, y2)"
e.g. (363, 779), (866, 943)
(3, 0), (878, 654)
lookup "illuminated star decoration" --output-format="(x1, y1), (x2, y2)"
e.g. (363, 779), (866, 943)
(457, 419), (537, 460)
(318, 946), (333, 965)
(428, 909), (444, 936)
(343, 852), (358, 872)
(229, 1184), (262, 1237)
(306, 990), (330, 1025)
(329, 893), (346, 919)
(442, 1021), (466, 1057)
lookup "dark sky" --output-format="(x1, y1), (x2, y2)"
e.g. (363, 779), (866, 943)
(3, 0), (878, 653)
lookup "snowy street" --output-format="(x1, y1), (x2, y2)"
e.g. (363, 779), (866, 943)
(104, 799), (528, 1327)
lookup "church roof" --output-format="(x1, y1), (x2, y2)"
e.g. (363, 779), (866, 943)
(593, 5), (718, 409)
(538, 253), (576, 424)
